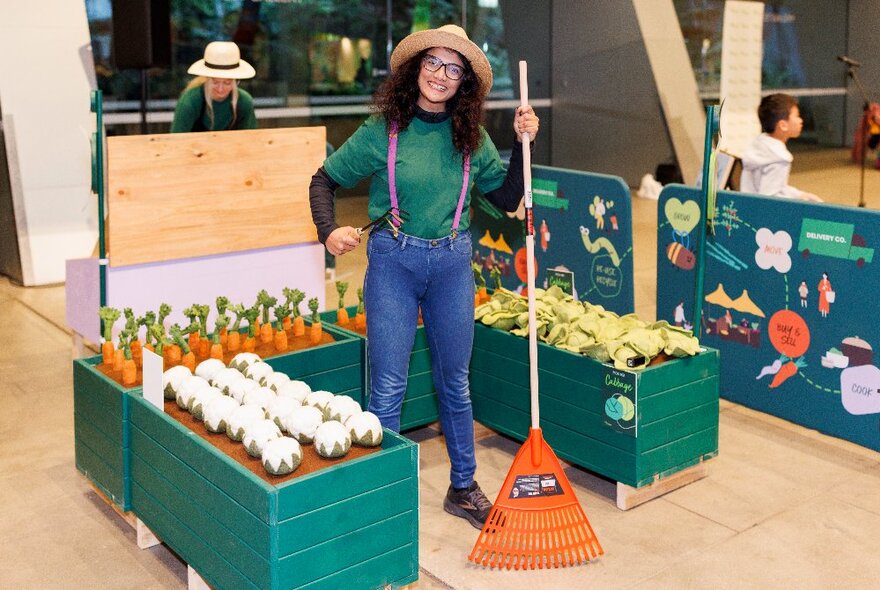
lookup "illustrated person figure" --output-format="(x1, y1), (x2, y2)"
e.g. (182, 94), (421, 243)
(594, 197), (606, 230)
(798, 280), (808, 308)
(171, 42), (257, 133)
(818, 272), (832, 317)
(716, 309), (733, 336)
(673, 300), (686, 326)
(308, 25), (540, 528)
(740, 93), (821, 202)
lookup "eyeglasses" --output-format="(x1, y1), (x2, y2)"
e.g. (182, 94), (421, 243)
(422, 54), (466, 80)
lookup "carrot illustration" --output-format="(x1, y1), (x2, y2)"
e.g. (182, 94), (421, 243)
(242, 304), (260, 352)
(210, 315), (228, 360)
(227, 303), (246, 352)
(99, 306), (121, 365)
(216, 296), (229, 345)
(289, 289), (306, 337)
(257, 290), (277, 344)
(308, 297), (322, 345)
(170, 325), (195, 372)
(121, 334), (137, 386)
(273, 305), (290, 352)
(335, 280), (350, 326)
(354, 287), (366, 331)
(768, 358), (806, 389)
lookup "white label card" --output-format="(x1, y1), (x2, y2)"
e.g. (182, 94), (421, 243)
(142, 349), (164, 411)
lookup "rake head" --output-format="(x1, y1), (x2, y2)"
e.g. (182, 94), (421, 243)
(468, 428), (603, 570)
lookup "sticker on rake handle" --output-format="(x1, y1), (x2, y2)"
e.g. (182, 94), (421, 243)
(509, 474), (563, 499)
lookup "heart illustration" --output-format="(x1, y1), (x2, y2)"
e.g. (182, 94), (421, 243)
(664, 198), (701, 235)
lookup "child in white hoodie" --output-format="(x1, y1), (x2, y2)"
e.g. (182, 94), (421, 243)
(740, 93), (821, 202)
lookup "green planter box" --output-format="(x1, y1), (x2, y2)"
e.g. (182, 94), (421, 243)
(72, 355), (138, 510)
(320, 307), (439, 431)
(470, 323), (719, 488)
(72, 327), (364, 514)
(128, 393), (419, 590)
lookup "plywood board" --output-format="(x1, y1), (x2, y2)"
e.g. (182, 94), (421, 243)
(107, 127), (324, 267)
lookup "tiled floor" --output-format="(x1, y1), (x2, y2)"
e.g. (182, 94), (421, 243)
(1, 147), (879, 589)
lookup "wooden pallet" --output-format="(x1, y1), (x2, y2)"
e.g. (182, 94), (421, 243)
(616, 457), (712, 510)
(85, 476), (160, 549)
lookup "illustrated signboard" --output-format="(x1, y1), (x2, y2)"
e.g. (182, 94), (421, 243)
(471, 165), (634, 316)
(656, 185), (880, 451)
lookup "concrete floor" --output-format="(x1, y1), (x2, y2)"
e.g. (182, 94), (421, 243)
(2, 147), (879, 589)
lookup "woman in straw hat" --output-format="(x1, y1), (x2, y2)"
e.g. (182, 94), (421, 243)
(171, 41), (257, 133)
(309, 24), (539, 528)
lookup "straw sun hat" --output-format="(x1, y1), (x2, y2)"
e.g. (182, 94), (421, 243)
(187, 41), (256, 80)
(390, 24), (493, 97)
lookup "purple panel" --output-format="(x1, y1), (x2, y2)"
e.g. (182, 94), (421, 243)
(65, 257), (101, 343)
(105, 243), (325, 331)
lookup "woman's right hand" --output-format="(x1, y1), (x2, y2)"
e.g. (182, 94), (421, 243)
(326, 226), (361, 256)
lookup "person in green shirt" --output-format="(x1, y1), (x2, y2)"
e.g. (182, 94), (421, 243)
(309, 24), (540, 529)
(171, 41), (257, 133)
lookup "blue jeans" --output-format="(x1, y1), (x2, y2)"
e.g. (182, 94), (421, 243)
(364, 228), (476, 489)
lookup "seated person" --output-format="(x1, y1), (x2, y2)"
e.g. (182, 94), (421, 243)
(740, 93), (821, 202)
(171, 41), (257, 132)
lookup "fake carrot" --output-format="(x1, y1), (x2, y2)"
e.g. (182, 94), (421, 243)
(183, 305), (200, 351)
(99, 306), (121, 365)
(308, 297), (322, 345)
(769, 358), (806, 389)
(170, 325), (195, 372)
(227, 303), (245, 352)
(354, 287), (366, 331)
(157, 303), (172, 333)
(166, 343), (182, 366)
(289, 289), (306, 337)
(335, 281), (350, 326)
(257, 290), (277, 344)
(242, 304), (259, 352)
(113, 332), (126, 372)
(121, 336), (137, 386)
(274, 305), (291, 351)
(216, 297), (229, 345)
(210, 315), (227, 360)
(282, 288), (296, 331)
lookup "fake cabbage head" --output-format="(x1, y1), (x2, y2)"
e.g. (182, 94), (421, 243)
(262, 437), (303, 476)
(242, 419), (282, 458)
(163, 366), (192, 400)
(314, 420), (352, 458)
(284, 405), (324, 444)
(345, 411), (383, 447)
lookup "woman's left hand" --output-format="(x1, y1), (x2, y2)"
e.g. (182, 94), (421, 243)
(514, 105), (540, 141)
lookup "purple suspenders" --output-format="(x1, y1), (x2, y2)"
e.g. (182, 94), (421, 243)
(387, 122), (470, 239)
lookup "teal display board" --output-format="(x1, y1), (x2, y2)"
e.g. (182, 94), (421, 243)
(656, 185), (880, 451)
(471, 165), (634, 315)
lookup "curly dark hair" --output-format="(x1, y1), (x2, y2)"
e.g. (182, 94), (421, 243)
(374, 49), (485, 155)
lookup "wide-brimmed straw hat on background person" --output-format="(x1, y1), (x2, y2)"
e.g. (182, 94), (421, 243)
(390, 24), (493, 97)
(187, 41), (256, 80)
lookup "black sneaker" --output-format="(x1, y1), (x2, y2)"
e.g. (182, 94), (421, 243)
(443, 481), (493, 529)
